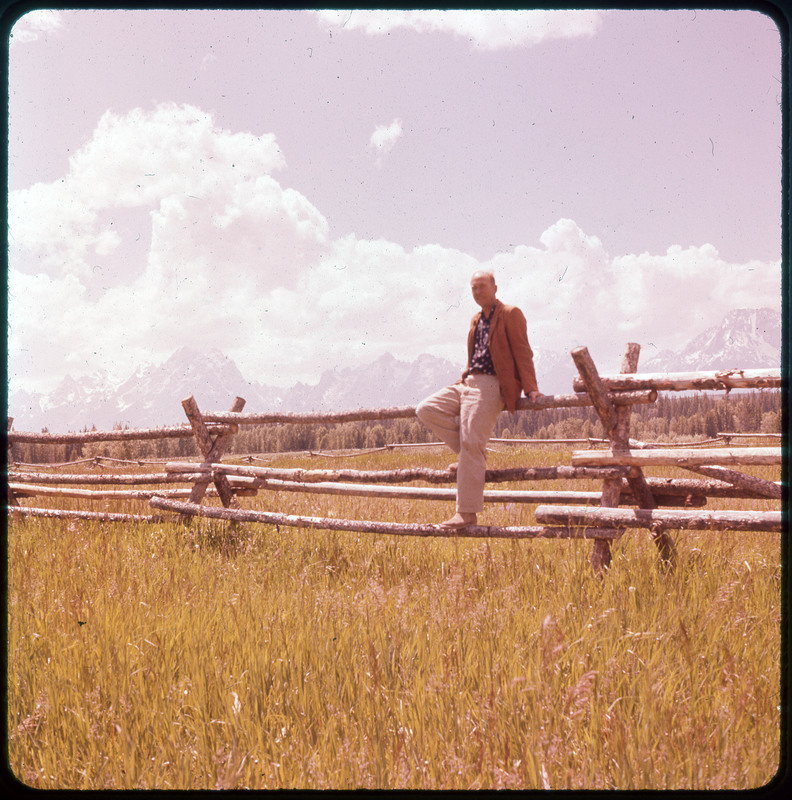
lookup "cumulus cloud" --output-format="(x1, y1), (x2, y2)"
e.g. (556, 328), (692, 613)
(8, 271), (89, 393)
(369, 118), (403, 166)
(9, 104), (301, 280)
(314, 9), (604, 50)
(10, 10), (64, 46)
(608, 244), (781, 352)
(7, 105), (781, 400)
(481, 220), (781, 371)
(7, 103), (330, 393)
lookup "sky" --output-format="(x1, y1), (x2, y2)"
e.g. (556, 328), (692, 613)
(5, 7), (784, 399)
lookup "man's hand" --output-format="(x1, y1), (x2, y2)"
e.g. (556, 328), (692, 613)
(528, 391), (542, 403)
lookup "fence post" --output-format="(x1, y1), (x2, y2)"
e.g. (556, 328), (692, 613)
(572, 344), (676, 570)
(570, 347), (619, 571)
(182, 395), (246, 509)
(7, 418), (19, 507)
(617, 346), (676, 568)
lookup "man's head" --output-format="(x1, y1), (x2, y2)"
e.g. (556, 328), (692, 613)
(470, 270), (497, 313)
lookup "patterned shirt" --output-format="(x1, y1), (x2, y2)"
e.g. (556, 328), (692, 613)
(469, 306), (497, 374)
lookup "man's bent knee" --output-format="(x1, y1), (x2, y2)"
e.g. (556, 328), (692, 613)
(415, 399), (430, 424)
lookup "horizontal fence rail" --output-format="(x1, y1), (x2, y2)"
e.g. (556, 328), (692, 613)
(7, 505), (169, 523)
(535, 505), (783, 533)
(6, 423), (235, 445)
(181, 477), (706, 508)
(164, 461), (632, 484)
(193, 390), (657, 426)
(8, 470), (194, 485)
(630, 476), (783, 500)
(717, 432), (782, 440)
(149, 496), (622, 540)
(572, 446), (783, 468)
(571, 367), (781, 393)
(7, 469), (773, 502)
(6, 391), (656, 446)
(8, 483), (256, 500)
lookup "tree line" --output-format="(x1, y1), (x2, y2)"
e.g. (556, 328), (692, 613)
(9, 390), (783, 465)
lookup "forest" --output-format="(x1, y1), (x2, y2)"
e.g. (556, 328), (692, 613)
(10, 390), (783, 465)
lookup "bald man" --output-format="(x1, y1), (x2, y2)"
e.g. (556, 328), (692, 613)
(416, 271), (541, 529)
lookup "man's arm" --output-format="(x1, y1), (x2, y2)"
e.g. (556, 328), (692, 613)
(458, 313), (480, 383)
(504, 306), (540, 399)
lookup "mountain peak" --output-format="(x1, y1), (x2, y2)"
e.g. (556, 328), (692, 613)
(9, 349), (464, 432)
(642, 307), (781, 372)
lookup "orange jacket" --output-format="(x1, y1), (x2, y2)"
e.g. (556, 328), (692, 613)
(462, 299), (539, 413)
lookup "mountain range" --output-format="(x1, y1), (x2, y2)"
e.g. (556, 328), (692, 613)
(639, 307), (782, 373)
(7, 308), (782, 434)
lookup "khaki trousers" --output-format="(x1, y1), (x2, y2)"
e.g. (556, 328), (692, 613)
(416, 374), (505, 514)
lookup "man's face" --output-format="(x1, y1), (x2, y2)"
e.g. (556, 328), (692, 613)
(470, 274), (497, 309)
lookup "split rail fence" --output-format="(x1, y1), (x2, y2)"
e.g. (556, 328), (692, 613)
(6, 346), (784, 570)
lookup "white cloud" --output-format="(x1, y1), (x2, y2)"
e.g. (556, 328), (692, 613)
(481, 221), (781, 371)
(314, 9), (604, 50)
(609, 244), (782, 353)
(8, 271), (91, 394)
(10, 10), (64, 46)
(369, 118), (403, 166)
(9, 103), (296, 280)
(7, 105), (781, 401)
(7, 103), (329, 393)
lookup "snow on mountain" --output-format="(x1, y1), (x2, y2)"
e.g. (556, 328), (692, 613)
(8, 349), (463, 433)
(286, 352), (463, 412)
(109, 346), (282, 427)
(10, 371), (117, 434)
(8, 347), (281, 433)
(641, 308), (781, 373)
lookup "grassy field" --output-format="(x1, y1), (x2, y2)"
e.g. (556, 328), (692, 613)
(6, 446), (783, 790)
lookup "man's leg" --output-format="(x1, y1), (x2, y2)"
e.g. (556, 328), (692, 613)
(415, 384), (463, 454)
(416, 384), (469, 526)
(456, 374), (505, 515)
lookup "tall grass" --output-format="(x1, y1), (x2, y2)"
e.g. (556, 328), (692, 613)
(6, 446), (782, 789)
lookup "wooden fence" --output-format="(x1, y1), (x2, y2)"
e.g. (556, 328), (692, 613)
(6, 347), (783, 570)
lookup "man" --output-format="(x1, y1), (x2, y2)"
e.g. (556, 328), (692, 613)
(416, 270), (541, 529)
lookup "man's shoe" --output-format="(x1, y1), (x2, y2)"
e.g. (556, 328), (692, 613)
(438, 512), (476, 530)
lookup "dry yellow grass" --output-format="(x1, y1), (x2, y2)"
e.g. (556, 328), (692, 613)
(6, 446), (782, 789)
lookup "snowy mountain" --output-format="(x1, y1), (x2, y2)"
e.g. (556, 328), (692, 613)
(8, 308), (781, 433)
(109, 347), (284, 427)
(641, 308), (782, 373)
(9, 372), (118, 435)
(8, 349), (463, 433)
(8, 347), (282, 434)
(285, 352), (463, 413)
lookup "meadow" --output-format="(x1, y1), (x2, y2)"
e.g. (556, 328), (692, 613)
(6, 445), (783, 790)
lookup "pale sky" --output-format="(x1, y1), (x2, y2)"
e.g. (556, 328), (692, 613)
(6, 8), (783, 396)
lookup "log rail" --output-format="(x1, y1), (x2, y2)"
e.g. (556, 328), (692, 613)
(571, 367), (781, 393)
(6, 423), (235, 445)
(5, 390), (658, 447)
(149, 496), (622, 540)
(535, 505), (783, 533)
(572, 446), (782, 468)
